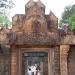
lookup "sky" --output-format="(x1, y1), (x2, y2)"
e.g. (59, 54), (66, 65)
(10, 0), (75, 20)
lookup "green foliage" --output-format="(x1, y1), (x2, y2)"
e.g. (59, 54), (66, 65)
(69, 15), (75, 30)
(0, 16), (12, 28)
(0, 0), (14, 28)
(0, 16), (7, 23)
(61, 6), (71, 23)
(58, 20), (63, 28)
(59, 4), (75, 30)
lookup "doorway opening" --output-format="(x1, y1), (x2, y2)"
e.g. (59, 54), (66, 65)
(22, 52), (48, 75)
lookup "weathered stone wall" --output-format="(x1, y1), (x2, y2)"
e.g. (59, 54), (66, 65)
(49, 11), (58, 33)
(12, 14), (25, 32)
(68, 46), (75, 75)
(61, 35), (75, 45)
(0, 54), (3, 75)
(0, 28), (10, 44)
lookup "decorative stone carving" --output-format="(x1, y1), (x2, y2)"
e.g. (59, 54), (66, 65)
(9, 0), (59, 45)
(60, 45), (69, 75)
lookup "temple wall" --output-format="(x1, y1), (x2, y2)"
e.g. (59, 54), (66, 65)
(68, 46), (75, 75)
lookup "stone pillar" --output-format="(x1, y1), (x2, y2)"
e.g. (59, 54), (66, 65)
(60, 45), (69, 75)
(48, 48), (54, 75)
(54, 46), (60, 75)
(3, 45), (10, 75)
(11, 46), (17, 75)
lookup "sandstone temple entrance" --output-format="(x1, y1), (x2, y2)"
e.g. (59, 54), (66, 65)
(22, 52), (48, 75)
(1, 0), (75, 75)
(9, 0), (60, 74)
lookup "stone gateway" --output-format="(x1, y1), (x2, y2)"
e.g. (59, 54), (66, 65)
(0, 0), (75, 75)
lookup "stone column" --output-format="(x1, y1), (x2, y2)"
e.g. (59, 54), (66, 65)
(60, 45), (69, 75)
(11, 46), (17, 75)
(54, 46), (60, 75)
(2, 45), (10, 75)
(48, 48), (54, 75)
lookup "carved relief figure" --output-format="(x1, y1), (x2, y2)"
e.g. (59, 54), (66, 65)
(22, 0), (48, 33)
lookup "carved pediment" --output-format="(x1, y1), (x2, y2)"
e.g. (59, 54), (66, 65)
(22, 12), (48, 33)
(10, 0), (59, 46)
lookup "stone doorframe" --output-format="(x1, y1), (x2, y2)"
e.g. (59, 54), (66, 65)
(60, 45), (70, 75)
(17, 48), (55, 75)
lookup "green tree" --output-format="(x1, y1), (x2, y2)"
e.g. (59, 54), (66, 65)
(0, 16), (12, 28)
(61, 6), (71, 23)
(0, 0), (14, 28)
(59, 4), (75, 30)
(69, 15), (75, 30)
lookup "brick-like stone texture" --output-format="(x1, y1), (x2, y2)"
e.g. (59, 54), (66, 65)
(54, 47), (60, 75)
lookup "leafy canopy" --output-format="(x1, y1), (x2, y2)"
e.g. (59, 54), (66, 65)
(59, 4), (75, 30)
(0, 0), (14, 28)
(69, 15), (75, 30)
(0, 16), (11, 27)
